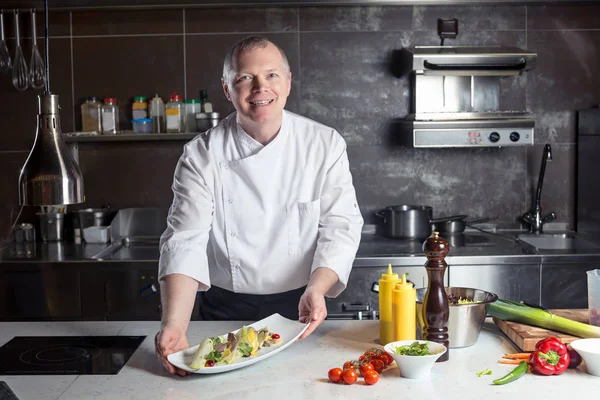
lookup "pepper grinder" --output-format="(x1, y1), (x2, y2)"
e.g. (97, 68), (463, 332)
(422, 231), (450, 362)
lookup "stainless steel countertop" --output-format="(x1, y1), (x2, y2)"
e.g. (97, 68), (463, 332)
(3, 227), (600, 265)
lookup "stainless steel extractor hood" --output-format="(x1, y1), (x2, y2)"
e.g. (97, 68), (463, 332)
(398, 46), (538, 148)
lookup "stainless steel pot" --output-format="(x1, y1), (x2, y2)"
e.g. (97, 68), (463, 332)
(78, 207), (116, 230)
(432, 217), (491, 234)
(375, 205), (469, 239)
(375, 205), (433, 240)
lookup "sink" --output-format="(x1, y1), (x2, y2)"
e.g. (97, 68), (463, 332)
(517, 233), (598, 250)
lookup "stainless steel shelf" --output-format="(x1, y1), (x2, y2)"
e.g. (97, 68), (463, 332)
(2, 0), (598, 11)
(63, 132), (200, 143)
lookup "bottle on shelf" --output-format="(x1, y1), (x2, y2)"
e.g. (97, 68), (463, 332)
(199, 89), (213, 113)
(166, 93), (185, 133)
(132, 96), (148, 120)
(81, 96), (103, 133)
(101, 97), (119, 135)
(378, 263), (400, 345)
(149, 94), (165, 133)
(184, 99), (200, 133)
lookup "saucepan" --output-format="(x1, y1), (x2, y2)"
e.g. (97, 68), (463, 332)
(375, 205), (469, 240)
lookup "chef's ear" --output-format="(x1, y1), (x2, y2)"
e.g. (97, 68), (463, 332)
(222, 78), (232, 102)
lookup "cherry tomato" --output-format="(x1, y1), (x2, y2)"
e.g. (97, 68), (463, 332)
(342, 368), (358, 385)
(358, 354), (367, 362)
(376, 354), (389, 366)
(383, 352), (395, 365)
(371, 359), (384, 373)
(364, 370), (380, 385)
(359, 363), (374, 377)
(206, 360), (215, 367)
(328, 368), (343, 383)
(343, 361), (354, 370)
(271, 333), (280, 339)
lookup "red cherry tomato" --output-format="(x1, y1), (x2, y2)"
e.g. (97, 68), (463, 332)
(364, 370), (380, 385)
(358, 354), (367, 362)
(376, 354), (389, 366)
(206, 359), (215, 367)
(342, 368), (358, 385)
(371, 359), (384, 373)
(328, 368), (343, 383)
(383, 352), (395, 365)
(343, 361), (354, 370)
(271, 333), (280, 339)
(359, 363), (374, 377)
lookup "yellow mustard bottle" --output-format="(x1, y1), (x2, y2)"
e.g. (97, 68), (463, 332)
(378, 264), (399, 345)
(392, 273), (416, 342)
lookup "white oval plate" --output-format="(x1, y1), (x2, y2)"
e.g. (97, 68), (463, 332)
(167, 313), (309, 374)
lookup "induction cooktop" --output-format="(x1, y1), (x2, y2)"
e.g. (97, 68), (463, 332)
(0, 336), (146, 375)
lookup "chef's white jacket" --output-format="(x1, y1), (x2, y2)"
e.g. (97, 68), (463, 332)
(158, 110), (363, 297)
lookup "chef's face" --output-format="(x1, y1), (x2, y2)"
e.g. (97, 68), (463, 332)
(222, 43), (291, 128)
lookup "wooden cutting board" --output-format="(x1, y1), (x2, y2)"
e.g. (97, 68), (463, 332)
(493, 309), (589, 351)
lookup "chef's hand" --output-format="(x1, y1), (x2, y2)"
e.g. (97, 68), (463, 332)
(298, 287), (328, 340)
(155, 325), (191, 376)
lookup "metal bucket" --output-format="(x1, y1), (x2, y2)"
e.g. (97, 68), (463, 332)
(37, 212), (65, 242)
(416, 287), (498, 348)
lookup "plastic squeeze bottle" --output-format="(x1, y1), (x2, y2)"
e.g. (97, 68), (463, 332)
(378, 263), (399, 345)
(392, 273), (416, 342)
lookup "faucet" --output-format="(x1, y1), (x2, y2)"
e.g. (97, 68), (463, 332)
(521, 143), (556, 233)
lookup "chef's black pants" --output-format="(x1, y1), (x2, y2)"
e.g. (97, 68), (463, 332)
(197, 286), (306, 321)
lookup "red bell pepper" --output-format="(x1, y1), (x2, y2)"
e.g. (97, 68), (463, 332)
(528, 337), (570, 376)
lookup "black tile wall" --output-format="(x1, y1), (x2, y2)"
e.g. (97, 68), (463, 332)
(1, 3), (599, 235)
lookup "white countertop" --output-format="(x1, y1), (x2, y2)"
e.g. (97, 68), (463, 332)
(1, 319), (599, 400)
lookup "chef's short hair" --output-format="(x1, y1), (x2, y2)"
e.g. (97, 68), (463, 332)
(222, 36), (291, 85)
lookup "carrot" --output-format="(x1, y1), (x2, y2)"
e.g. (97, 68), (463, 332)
(498, 359), (523, 365)
(503, 353), (531, 360)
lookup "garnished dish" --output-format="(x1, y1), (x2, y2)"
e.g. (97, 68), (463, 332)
(190, 326), (282, 369)
(167, 313), (309, 374)
(393, 341), (434, 356)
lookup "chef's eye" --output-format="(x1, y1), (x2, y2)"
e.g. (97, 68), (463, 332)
(268, 73), (278, 78)
(237, 75), (251, 81)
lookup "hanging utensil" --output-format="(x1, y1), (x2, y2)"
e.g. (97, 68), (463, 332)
(0, 10), (11, 72)
(29, 9), (45, 89)
(12, 10), (29, 91)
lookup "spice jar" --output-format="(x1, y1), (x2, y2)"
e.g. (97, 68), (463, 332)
(132, 96), (148, 120)
(101, 97), (119, 134)
(184, 99), (200, 133)
(166, 93), (184, 133)
(149, 94), (165, 133)
(81, 96), (103, 132)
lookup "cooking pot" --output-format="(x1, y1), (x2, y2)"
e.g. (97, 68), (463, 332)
(432, 217), (491, 234)
(375, 205), (467, 240)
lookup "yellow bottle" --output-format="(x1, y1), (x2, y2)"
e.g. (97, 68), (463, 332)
(378, 264), (399, 345)
(392, 273), (416, 342)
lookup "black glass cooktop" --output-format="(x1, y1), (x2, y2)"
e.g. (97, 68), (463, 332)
(0, 336), (146, 375)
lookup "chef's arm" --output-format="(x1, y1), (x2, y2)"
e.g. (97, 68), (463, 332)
(160, 274), (199, 331)
(306, 267), (339, 296)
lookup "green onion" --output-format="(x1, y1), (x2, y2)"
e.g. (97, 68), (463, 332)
(487, 299), (600, 338)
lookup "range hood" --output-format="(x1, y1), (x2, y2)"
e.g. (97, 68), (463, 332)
(399, 46), (538, 148)
(408, 46), (537, 76)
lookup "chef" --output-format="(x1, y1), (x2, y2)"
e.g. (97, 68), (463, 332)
(155, 36), (363, 375)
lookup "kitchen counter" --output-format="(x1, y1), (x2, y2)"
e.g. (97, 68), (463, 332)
(3, 228), (600, 266)
(0, 319), (598, 400)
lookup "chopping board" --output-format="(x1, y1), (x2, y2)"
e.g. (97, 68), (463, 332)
(493, 309), (589, 351)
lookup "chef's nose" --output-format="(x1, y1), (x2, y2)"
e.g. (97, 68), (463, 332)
(252, 76), (269, 92)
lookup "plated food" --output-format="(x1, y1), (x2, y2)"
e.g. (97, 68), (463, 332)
(167, 313), (309, 374)
(190, 326), (282, 369)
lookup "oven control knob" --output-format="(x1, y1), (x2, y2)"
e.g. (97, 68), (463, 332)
(489, 132), (500, 142)
(510, 131), (520, 142)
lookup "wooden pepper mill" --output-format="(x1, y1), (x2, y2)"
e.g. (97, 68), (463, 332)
(422, 231), (450, 362)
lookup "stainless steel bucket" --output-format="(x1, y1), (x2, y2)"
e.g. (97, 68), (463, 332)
(416, 287), (498, 348)
(37, 212), (65, 242)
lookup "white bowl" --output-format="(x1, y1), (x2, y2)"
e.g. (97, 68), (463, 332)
(383, 340), (447, 379)
(570, 338), (600, 377)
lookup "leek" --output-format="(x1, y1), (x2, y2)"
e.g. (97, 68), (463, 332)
(487, 299), (600, 338)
